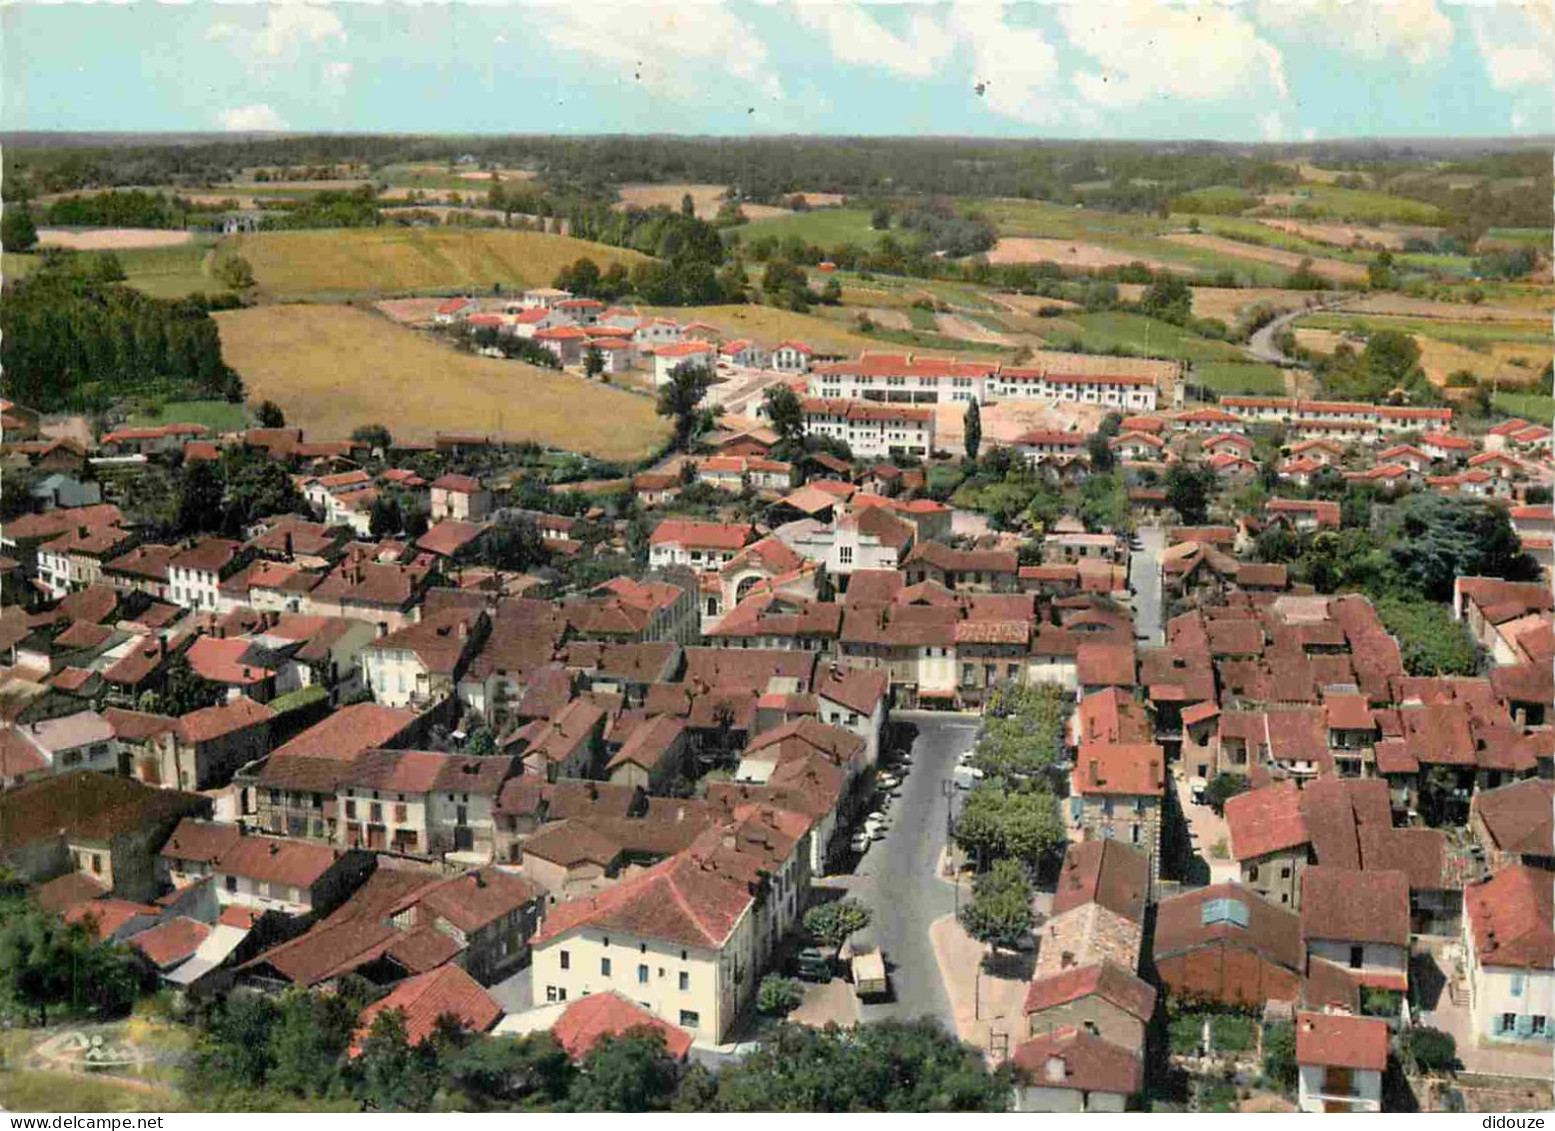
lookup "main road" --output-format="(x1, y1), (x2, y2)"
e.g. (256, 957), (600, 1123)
(844, 711), (980, 1031)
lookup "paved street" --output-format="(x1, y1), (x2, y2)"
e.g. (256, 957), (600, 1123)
(844, 712), (980, 1031)
(1130, 522), (1166, 647)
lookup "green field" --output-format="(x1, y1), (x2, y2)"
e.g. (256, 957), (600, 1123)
(225, 227), (649, 300)
(1192, 361), (1288, 396)
(128, 399), (249, 432)
(4, 241), (217, 298)
(1298, 312), (1549, 347)
(1039, 311), (1247, 362)
(1492, 391), (1555, 421)
(1171, 185), (1258, 214)
(905, 304), (939, 331)
(736, 207), (886, 251)
(1262, 184), (1444, 224)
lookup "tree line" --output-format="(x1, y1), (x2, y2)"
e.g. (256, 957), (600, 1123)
(0, 256), (240, 411)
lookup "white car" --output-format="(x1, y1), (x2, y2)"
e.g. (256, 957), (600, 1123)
(866, 810), (887, 823)
(850, 833), (872, 853)
(878, 773), (900, 789)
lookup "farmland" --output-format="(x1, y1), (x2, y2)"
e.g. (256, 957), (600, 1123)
(223, 228), (649, 300)
(36, 227), (194, 250)
(737, 208), (888, 251)
(1031, 311), (1247, 363)
(1163, 233), (1369, 283)
(215, 305), (668, 459)
(985, 237), (1171, 270)
(4, 240), (217, 298)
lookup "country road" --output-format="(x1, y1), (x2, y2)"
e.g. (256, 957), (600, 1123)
(1244, 295), (1353, 366)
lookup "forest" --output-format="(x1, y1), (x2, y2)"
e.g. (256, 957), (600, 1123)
(0, 254), (240, 410)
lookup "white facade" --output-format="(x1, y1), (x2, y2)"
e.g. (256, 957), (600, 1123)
(1297, 1064), (1382, 1113)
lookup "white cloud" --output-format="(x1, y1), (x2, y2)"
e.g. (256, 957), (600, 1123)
(217, 104), (289, 132)
(1471, 4), (1553, 92)
(1256, 0), (1452, 66)
(1260, 112), (1286, 141)
(793, 2), (955, 79)
(948, 0), (1068, 125)
(255, 4), (345, 57)
(1058, 1), (1288, 109)
(324, 61), (353, 87)
(533, 2), (780, 101)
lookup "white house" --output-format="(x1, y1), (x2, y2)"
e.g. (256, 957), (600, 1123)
(800, 398), (935, 460)
(719, 339), (770, 369)
(1463, 865), (1555, 1046)
(653, 341), (716, 386)
(1295, 1012), (1386, 1113)
(771, 341), (813, 374)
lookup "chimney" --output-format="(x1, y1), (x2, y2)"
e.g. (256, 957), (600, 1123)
(375, 621), (387, 639)
(284, 531), (293, 559)
(1089, 759), (1100, 784)
(159, 637), (168, 659)
(1149, 759), (1160, 783)
(458, 620), (469, 641)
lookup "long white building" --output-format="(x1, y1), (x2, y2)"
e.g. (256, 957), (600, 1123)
(806, 352), (1159, 413)
(800, 398), (936, 459)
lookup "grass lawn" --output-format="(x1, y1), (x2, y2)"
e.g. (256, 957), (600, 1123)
(0, 1071), (189, 1113)
(1051, 311), (1245, 362)
(215, 304), (668, 459)
(905, 305), (939, 331)
(1192, 361), (1289, 396)
(224, 228), (648, 300)
(735, 208), (886, 251)
(128, 399), (249, 432)
(1493, 391), (1555, 421)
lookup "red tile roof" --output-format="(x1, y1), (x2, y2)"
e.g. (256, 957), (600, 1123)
(1295, 1011), (1389, 1072)
(1051, 840), (1149, 921)
(131, 916), (211, 969)
(215, 837), (343, 889)
(269, 702), (417, 762)
(648, 519), (752, 551)
(177, 696), (274, 745)
(1299, 866), (1410, 947)
(1226, 781), (1308, 861)
(551, 991), (694, 1061)
(1472, 780), (1555, 859)
(1464, 864), (1555, 969)
(352, 964), (500, 1054)
(1010, 1028), (1142, 1095)
(161, 819), (244, 864)
(1022, 960), (1156, 1022)
(1073, 743), (1164, 797)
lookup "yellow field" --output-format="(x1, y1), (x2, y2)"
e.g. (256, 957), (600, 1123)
(224, 228), (649, 299)
(216, 305), (668, 459)
(986, 237), (1172, 270)
(1346, 293), (1546, 323)
(1415, 336), (1546, 389)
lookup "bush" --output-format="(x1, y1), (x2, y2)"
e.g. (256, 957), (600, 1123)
(757, 975), (804, 1017)
(1210, 1014), (1255, 1053)
(1261, 1022), (1297, 1092)
(1400, 1026), (1458, 1074)
(1169, 1014), (1205, 1056)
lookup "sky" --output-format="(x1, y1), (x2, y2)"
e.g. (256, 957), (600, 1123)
(2, 0), (1551, 141)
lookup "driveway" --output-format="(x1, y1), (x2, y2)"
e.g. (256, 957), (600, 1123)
(1171, 768), (1239, 884)
(843, 712), (980, 1032)
(1130, 523), (1166, 648)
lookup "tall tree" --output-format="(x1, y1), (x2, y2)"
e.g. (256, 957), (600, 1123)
(762, 384), (805, 450)
(570, 1030), (681, 1112)
(963, 400), (982, 463)
(583, 345), (605, 380)
(656, 362), (713, 451)
(1164, 463), (1215, 525)
(802, 898), (872, 951)
(957, 858), (1034, 949)
(255, 400), (286, 427)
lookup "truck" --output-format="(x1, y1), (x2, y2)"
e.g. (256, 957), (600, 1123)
(850, 947), (888, 999)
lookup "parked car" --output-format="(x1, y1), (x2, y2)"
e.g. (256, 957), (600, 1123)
(850, 832), (872, 854)
(851, 947), (889, 999)
(794, 947), (832, 982)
